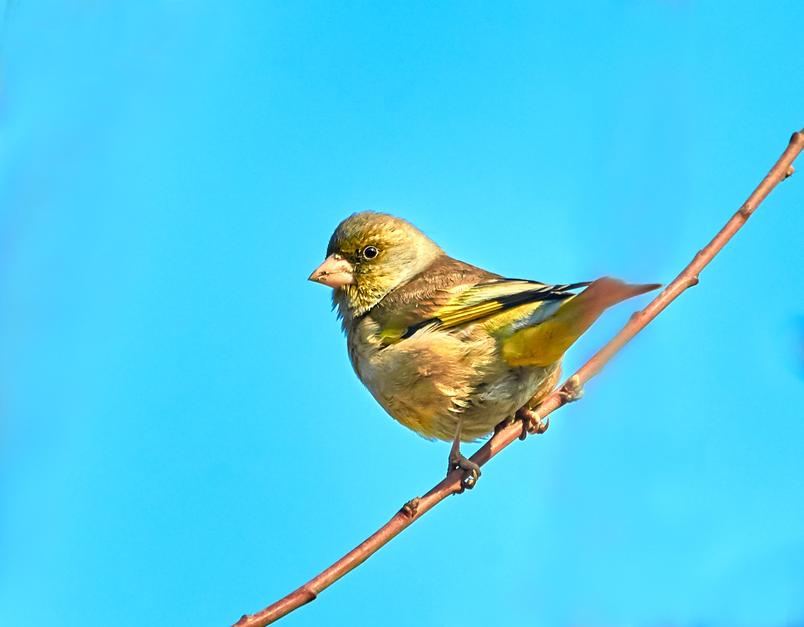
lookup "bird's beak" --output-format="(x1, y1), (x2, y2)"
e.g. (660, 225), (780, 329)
(308, 254), (355, 288)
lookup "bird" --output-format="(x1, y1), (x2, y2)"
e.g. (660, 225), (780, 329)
(309, 211), (658, 488)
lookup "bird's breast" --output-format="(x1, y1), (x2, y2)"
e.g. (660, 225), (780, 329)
(344, 317), (559, 441)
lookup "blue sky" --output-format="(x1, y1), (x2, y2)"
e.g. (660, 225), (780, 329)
(1, 2), (803, 626)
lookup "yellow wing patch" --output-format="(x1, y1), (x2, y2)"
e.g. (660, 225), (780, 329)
(433, 280), (562, 330)
(502, 315), (583, 367)
(501, 277), (659, 367)
(436, 300), (512, 329)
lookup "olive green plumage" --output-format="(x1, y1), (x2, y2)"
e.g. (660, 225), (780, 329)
(310, 211), (657, 443)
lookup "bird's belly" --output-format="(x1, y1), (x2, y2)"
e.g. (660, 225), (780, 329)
(350, 327), (560, 442)
(455, 363), (560, 440)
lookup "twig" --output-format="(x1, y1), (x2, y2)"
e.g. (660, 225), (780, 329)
(235, 129), (804, 627)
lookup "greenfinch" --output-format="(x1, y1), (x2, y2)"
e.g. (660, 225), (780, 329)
(309, 212), (658, 487)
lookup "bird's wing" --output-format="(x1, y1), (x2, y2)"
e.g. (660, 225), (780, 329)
(429, 279), (588, 332)
(369, 255), (588, 345)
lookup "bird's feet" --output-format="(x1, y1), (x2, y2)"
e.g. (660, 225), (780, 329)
(560, 375), (584, 403)
(515, 407), (549, 440)
(514, 376), (583, 439)
(494, 410), (548, 439)
(447, 451), (481, 492)
(494, 407), (549, 440)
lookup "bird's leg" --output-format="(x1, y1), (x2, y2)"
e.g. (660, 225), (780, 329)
(447, 417), (481, 491)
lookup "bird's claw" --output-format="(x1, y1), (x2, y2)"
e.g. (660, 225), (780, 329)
(494, 410), (548, 440)
(560, 375), (584, 403)
(516, 407), (549, 440)
(516, 375), (581, 440)
(448, 452), (481, 492)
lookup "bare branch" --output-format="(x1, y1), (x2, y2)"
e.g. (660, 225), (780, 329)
(235, 129), (804, 627)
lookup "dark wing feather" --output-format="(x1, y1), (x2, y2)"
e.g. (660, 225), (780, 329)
(368, 255), (589, 344)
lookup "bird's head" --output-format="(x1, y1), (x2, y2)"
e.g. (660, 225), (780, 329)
(309, 211), (443, 319)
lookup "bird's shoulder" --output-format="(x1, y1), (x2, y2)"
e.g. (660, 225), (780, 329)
(380, 255), (500, 309)
(366, 255), (495, 328)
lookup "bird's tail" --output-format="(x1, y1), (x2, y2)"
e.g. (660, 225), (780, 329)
(501, 277), (660, 367)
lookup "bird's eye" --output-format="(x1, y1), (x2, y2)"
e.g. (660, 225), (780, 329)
(362, 245), (379, 260)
